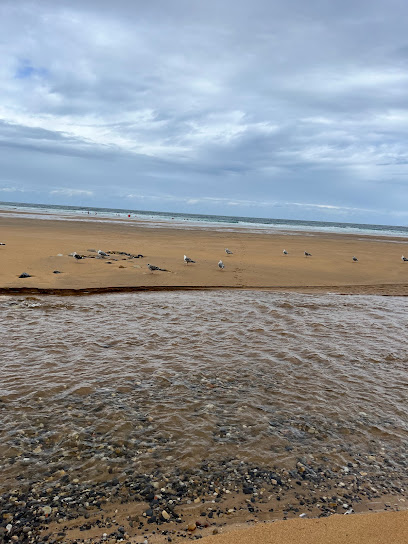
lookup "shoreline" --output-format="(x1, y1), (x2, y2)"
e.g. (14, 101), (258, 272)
(2, 205), (408, 239)
(7, 450), (406, 543)
(1, 283), (408, 296)
(2, 207), (408, 241)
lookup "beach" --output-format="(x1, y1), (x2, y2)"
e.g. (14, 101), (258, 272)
(0, 212), (407, 544)
(199, 510), (408, 544)
(0, 212), (408, 294)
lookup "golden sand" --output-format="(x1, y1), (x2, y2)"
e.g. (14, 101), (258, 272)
(199, 510), (408, 544)
(0, 212), (408, 294)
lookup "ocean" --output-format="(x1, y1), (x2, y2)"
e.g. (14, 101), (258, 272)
(1, 200), (408, 238)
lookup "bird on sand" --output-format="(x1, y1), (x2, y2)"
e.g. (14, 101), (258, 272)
(72, 252), (83, 260)
(98, 249), (108, 258)
(304, 251), (312, 257)
(225, 248), (233, 255)
(184, 255), (196, 264)
(402, 256), (408, 262)
(218, 260), (225, 269)
(352, 256), (358, 262)
(0, 242), (5, 246)
(147, 263), (167, 272)
(283, 249), (288, 255)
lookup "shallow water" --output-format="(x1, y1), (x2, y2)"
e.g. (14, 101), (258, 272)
(0, 291), (407, 493)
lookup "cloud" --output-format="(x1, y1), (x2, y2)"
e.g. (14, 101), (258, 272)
(50, 188), (93, 197)
(0, 186), (26, 192)
(0, 0), (408, 223)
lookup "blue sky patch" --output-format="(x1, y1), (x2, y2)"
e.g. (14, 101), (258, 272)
(15, 60), (47, 79)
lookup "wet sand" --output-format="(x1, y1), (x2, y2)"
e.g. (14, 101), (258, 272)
(41, 497), (407, 543)
(200, 510), (408, 544)
(1, 212), (408, 294)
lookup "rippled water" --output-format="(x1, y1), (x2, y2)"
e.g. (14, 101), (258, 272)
(0, 291), (407, 493)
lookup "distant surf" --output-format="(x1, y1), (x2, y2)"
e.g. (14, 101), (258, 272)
(1, 200), (408, 238)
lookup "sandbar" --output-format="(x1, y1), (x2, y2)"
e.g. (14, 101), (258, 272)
(1, 212), (408, 294)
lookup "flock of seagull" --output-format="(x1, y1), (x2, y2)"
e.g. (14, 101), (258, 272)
(3, 242), (408, 277)
(72, 249), (108, 260)
(148, 248), (233, 272)
(70, 248), (231, 272)
(148, 250), (408, 271)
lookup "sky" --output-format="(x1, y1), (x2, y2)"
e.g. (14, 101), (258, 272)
(1, 0), (408, 225)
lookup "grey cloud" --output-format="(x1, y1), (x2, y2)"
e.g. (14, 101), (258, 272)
(0, 0), (408, 223)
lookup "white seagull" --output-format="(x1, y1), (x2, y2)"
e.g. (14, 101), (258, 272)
(402, 255), (408, 262)
(72, 252), (83, 261)
(352, 256), (358, 262)
(283, 249), (288, 255)
(218, 260), (225, 269)
(225, 248), (233, 255)
(98, 249), (108, 258)
(184, 255), (196, 264)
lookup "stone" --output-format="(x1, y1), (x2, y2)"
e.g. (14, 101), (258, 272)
(161, 510), (171, 520)
(19, 272), (32, 278)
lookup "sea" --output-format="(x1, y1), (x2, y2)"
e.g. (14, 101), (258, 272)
(1, 200), (408, 238)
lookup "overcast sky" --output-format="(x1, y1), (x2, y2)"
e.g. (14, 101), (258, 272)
(1, 0), (408, 224)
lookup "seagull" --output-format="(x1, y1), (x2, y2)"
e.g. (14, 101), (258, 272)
(283, 249), (288, 255)
(72, 252), (83, 261)
(352, 256), (358, 262)
(402, 256), (408, 262)
(98, 249), (108, 258)
(225, 248), (233, 255)
(218, 260), (225, 269)
(184, 255), (196, 264)
(0, 243), (5, 246)
(147, 263), (167, 272)
(304, 251), (312, 257)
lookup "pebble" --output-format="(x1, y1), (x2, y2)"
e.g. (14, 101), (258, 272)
(0, 401), (405, 544)
(161, 510), (171, 520)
